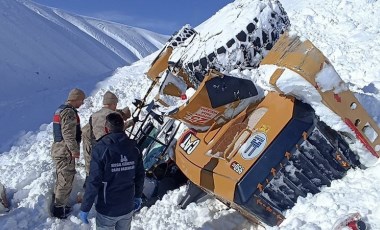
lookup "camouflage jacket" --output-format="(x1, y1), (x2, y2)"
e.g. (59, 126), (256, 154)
(51, 103), (81, 158)
(91, 107), (115, 141)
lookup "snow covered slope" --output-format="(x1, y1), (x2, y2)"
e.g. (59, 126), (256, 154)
(0, 0), (380, 229)
(0, 0), (167, 152)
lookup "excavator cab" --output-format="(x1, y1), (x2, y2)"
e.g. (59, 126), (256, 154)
(133, 101), (176, 177)
(131, 100), (187, 206)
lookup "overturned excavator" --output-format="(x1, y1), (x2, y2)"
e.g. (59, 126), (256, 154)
(130, 0), (380, 227)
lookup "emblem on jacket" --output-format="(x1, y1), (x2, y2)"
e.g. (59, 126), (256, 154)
(111, 155), (134, 172)
(121, 155), (128, 162)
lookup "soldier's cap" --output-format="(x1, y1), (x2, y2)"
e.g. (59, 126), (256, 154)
(103, 91), (118, 105)
(67, 88), (85, 101)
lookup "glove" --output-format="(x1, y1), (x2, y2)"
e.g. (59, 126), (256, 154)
(132, 116), (139, 123)
(134, 197), (142, 211)
(132, 99), (143, 108)
(79, 211), (89, 224)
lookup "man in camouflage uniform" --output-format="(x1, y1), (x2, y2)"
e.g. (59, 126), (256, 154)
(81, 91), (136, 186)
(81, 123), (93, 179)
(51, 88), (86, 218)
(0, 181), (9, 213)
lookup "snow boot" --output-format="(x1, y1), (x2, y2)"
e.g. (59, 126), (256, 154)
(52, 205), (70, 219)
(64, 205), (72, 213)
(50, 192), (72, 219)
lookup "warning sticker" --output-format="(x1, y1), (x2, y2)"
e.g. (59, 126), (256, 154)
(230, 161), (245, 174)
(240, 132), (267, 160)
(179, 132), (200, 155)
(184, 107), (219, 124)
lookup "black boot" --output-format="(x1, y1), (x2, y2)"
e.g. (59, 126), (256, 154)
(65, 205), (72, 213)
(52, 206), (69, 219)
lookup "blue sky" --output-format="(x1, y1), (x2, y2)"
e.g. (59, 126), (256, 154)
(32, 0), (233, 35)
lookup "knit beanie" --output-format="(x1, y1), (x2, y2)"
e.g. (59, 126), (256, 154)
(103, 91), (118, 105)
(67, 88), (85, 101)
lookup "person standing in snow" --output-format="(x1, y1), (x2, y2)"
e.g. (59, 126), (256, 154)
(79, 113), (144, 229)
(81, 91), (137, 187)
(51, 88), (86, 219)
(0, 181), (9, 213)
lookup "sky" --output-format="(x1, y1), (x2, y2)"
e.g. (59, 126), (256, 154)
(1, 0), (380, 229)
(31, 0), (234, 35)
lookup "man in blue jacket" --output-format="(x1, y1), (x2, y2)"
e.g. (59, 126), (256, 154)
(79, 113), (144, 229)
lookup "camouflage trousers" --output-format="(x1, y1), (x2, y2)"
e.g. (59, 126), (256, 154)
(53, 155), (76, 207)
(82, 137), (92, 177)
(82, 123), (94, 177)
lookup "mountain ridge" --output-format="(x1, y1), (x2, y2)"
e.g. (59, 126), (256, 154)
(0, 0), (167, 151)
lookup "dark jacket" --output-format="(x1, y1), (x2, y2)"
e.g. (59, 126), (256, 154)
(80, 132), (144, 217)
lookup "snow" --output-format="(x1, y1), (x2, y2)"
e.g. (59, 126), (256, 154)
(315, 64), (348, 94)
(1, 0), (380, 229)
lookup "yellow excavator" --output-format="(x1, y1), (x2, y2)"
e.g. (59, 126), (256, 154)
(130, 0), (379, 227)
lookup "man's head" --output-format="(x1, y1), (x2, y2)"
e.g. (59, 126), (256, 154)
(105, 113), (124, 133)
(103, 91), (118, 111)
(118, 106), (131, 121)
(67, 88), (86, 108)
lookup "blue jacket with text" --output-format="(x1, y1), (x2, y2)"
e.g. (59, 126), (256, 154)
(80, 132), (144, 217)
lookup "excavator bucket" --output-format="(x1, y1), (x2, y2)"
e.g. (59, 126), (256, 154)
(146, 25), (196, 81)
(146, 47), (173, 81)
(261, 34), (380, 158)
